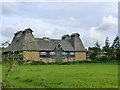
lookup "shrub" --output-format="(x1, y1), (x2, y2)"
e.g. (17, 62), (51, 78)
(23, 61), (32, 65)
(2, 57), (13, 64)
(72, 61), (78, 64)
(95, 56), (109, 62)
(14, 76), (20, 80)
(28, 59), (117, 65)
(47, 62), (55, 65)
(17, 60), (24, 65)
(77, 60), (96, 63)
(31, 61), (45, 65)
(67, 61), (73, 64)
(24, 79), (32, 82)
(55, 61), (63, 65)
(78, 61), (84, 63)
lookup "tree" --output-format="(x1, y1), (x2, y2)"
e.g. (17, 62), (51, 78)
(102, 37), (114, 61)
(111, 36), (120, 49)
(88, 41), (101, 60)
(111, 36), (120, 61)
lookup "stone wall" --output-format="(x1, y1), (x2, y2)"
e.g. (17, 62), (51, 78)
(40, 58), (75, 62)
(23, 51), (39, 61)
(40, 58), (56, 63)
(23, 51), (86, 62)
(75, 52), (86, 61)
(62, 58), (75, 62)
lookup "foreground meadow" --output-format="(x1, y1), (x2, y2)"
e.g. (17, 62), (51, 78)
(0, 65), (1, 83)
(2, 63), (118, 88)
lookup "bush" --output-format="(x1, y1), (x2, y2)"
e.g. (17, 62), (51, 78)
(23, 61), (32, 65)
(24, 79), (32, 82)
(62, 61), (69, 65)
(95, 56), (109, 62)
(31, 61), (45, 65)
(28, 59), (116, 65)
(17, 60), (24, 65)
(72, 61), (79, 64)
(47, 62), (55, 65)
(77, 60), (97, 63)
(2, 57), (13, 64)
(78, 60), (85, 63)
(55, 61), (63, 65)
(30, 60), (98, 65)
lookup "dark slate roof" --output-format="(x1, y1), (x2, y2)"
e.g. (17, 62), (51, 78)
(59, 40), (74, 51)
(3, 29), (86, 52)
(5, 35), (24, 51)
(35, 38), (60, 51)
(74, 36), (86, 51)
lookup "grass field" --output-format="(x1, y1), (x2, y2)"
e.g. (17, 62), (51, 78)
(2, 63), (118, 88)
(0, 65), (1, 83)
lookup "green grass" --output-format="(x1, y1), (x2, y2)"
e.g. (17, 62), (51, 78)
(0, 65), (1, 83)
(2, 63), (118, 88)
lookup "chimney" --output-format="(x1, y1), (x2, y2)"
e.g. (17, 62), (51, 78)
(22, 28), (34, 41)
(14, 31), (22, 37)
(70, 33), (85, 51)
(70, 33), (80, 47)
(71, 33), (80, 37)
(22, 28), (33, 34)
(62, 34), (70, 40)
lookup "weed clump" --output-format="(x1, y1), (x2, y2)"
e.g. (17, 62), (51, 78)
(24, 79), (32, 82)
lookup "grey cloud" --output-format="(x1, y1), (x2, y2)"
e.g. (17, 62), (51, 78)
(2, 2), (21, 15)
(81, 15), (118, 48)
(97, 22), (114, 31)
(16, 2), (117, 25)
(2, 27), (17, 39)
(96, 16), (118, 32)
(1, 1), (118, 48)
(1, 15), (117, 48)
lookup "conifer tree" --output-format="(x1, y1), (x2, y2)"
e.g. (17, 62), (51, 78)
(88, 41), (101, 60)
(111, 36), (120, 60)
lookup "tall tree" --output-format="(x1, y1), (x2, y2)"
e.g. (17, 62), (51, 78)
(88, 41), (101, 60)
(111, 35), (120, 60)
(102, 37), (110, 56)
(95, 41), (101, 57)
(111, 36), (120, 49)
(102, 37), (113, 61)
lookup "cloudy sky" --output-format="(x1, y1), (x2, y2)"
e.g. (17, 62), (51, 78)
(1, 1), (118, 48)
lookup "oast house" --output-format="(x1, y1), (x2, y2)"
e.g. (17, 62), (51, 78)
(2, 28), (86, 62)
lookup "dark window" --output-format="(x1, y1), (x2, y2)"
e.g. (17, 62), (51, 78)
(50, 52), (55, 55)
(40, 52), (47, 57)
(68, 52), (75, 57)
(69, 52), (75, 55)
(40, 52), (47, 55)
(62, 52), (67, 55)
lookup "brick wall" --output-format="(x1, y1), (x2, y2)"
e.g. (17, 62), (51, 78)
(23, 51), (86, 62)
(23, 51), (39, 61)
(75, 52), (86, 61)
